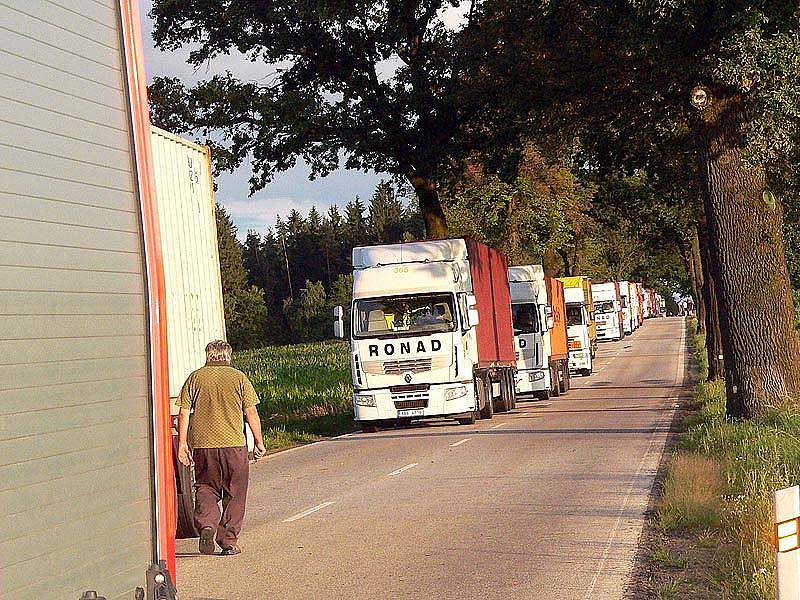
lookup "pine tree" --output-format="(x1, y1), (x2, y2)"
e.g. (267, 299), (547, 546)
(215, 205), (267, 348)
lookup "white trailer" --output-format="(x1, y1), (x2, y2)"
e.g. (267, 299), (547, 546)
(618, 280), (635, 335)
(149, 126), (230, 539)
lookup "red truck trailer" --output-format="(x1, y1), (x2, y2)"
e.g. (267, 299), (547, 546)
(1, 1), (177, 597)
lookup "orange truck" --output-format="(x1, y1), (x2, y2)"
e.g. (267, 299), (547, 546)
(559, 276), (598, 376)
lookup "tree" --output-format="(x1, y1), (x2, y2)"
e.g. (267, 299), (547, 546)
(148, 0), (543, 238)
(283, 280), (329, 342)
(215, 206), (268, 348)
(483, 1), (800, 417)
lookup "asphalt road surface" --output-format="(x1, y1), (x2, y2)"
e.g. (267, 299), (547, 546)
(176, 317), (687, 600)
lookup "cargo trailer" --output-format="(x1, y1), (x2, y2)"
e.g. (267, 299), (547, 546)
(335, 238), (517, 428)
(149, 126), (232, 540)
(0, 1), (177, 598)
(508, 265), (570, 399)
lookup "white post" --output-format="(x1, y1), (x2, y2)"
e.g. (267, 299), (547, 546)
(774, 485), (800, 599)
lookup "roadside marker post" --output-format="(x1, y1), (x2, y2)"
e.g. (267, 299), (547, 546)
(774, 485), (800, 599)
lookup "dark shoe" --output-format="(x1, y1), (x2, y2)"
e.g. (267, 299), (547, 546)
(220, 545), (242, 556)
(199, 527), (216, 555)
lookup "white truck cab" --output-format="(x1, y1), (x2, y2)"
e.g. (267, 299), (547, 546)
(564, 286), (594, 375)
(508, 266), (554, 398)
(335, 239), (517, 430)
(618, 280), (634, 335)
(591, 282), (624, 341)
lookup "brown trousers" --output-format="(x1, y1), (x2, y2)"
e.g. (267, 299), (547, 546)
(193, 446), (249, 548)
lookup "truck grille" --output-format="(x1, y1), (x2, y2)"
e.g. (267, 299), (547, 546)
(383, 358), (432, 375)
(394, 398), (429, 410)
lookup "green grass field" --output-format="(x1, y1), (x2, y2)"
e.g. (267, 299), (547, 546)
(233, 340), (353, 451)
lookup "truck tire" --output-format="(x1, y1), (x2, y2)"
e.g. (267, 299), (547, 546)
(497, 369), (515, 412)
(506, 370), (517, 410)
(458, 412), (477, 425)
(550, 365), (560, 398)
(360, 422), (379, 433)
(534, 390), (550, 401)
(559, 362), (570, 393)
(175, 459), (198, 539)
(477, 374), (493, 419)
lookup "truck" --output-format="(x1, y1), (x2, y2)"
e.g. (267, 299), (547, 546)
(559, 276), (597, 376)
(150, 126), (229, 540)
(508, 265), (570, 400)
(635, 283), (645, 326)
(335, 239), (517, 430)
(1, 1), (178, 597)
(591, 282), (625, 341)
(618, 281), (635, 335)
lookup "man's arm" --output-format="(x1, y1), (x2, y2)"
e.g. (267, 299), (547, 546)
(245, 406), (266, 458)
(177, 408), (191, 467)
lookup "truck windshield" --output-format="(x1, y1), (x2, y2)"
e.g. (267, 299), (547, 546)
(566, 303), (584, 326)
(596, 300), (615, 314)
(512, 303), (539, 334)
(353, 294), (457, 338)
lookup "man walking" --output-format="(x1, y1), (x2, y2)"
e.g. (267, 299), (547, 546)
(176, 340), (267, 556)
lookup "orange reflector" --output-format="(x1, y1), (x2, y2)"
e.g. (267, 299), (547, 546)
(777, 517), (800, 553)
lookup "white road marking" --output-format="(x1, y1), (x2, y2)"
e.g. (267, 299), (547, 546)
(387, 463), (418, 476)
(490, 422), (507, 429)
(449, 438), (471, 447)
(282, 501), (335, 523)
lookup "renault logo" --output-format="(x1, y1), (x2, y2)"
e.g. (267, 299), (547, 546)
(404, 373), (413, 384)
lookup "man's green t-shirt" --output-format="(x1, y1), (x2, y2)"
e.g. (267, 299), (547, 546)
(176, 362), (259, 448)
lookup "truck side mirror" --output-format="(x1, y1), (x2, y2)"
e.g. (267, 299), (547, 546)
(544, 305), (554, 329)
(333, 305), (345, 339)
(466, 294), (480, 327)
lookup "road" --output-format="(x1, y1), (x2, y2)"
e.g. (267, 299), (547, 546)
(176, 317), (687, 599)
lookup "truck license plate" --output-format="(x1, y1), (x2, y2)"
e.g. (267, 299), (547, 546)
(397, 409), (424, 418)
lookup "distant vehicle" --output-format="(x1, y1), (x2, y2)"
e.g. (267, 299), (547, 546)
(618, 280), (635, 335)
(559, 276), (597, 375)
(592, 282), (625, 341)
(635, 283), (645, 326)
(335, 239), (517, 430)
(509, 266), (570, 400)
(150, 126), (229, 540)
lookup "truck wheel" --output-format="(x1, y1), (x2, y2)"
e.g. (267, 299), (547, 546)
(534, 390), (550, 401)
(360, 423), (379, 433)
(550, 366), (561, 397)
(507, 371), (517, 410)
(559, 363), (570, 393)
(458, 412), (477, 425)
(477, 375), (493, 419)
(497, 369), (515, 412)
(175, 459), (198, 539)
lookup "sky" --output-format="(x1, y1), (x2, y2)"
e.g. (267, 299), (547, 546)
(139, 1), (384, 237)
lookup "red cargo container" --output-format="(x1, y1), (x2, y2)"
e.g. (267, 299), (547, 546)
(466, 239), (516, 367)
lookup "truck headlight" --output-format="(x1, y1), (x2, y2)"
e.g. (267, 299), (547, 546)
(354, 394), (376, 407)
(529, 371), (545, 382)
(445, 385), (468, 401)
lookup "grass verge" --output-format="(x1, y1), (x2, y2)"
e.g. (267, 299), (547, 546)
(233, 340), (353, 452)
(633, 318), (800, 599)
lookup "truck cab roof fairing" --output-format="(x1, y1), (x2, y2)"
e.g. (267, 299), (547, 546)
(353, 239), (469, 269)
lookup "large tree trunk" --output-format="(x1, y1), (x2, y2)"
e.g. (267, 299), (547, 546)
(692, 86), (800, 418)
(697, 222), (724, 380)
(407, 172), (447, 239)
